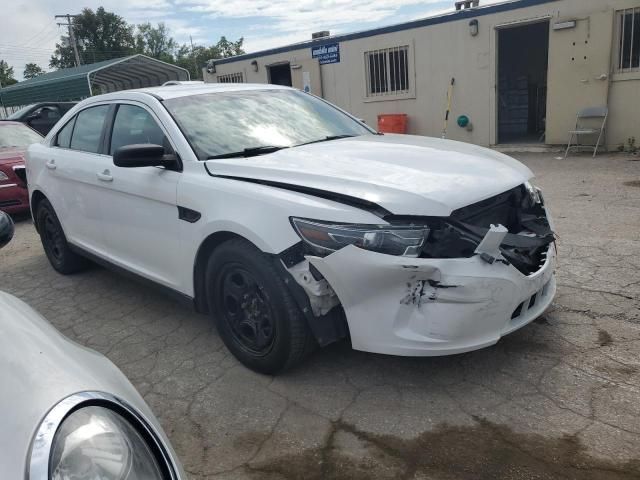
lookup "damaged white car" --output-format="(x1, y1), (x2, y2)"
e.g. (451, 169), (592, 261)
(27, 84), (556, 374)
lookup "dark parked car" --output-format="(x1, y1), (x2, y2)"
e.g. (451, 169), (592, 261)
(5, 102), (76, 135)
(0, 121), (43, 213)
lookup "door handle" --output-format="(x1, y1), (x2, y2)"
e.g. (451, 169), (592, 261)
(46, 160), (56, 170)
(96, 170), (113, 182)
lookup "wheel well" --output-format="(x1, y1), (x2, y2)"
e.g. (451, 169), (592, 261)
(193, 231), (246, 314)
(30, 190), (47, 232)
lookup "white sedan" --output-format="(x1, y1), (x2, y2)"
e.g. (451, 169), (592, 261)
(27, 83), (556, 374)
(0, 212), (185, 479)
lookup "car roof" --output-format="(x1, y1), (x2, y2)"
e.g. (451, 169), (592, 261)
(85, 83), (293, 103)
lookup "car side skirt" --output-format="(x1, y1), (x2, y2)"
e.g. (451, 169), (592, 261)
(68, 243), (197, 311)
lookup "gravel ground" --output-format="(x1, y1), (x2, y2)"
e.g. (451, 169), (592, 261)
(1, 152), (639, 479)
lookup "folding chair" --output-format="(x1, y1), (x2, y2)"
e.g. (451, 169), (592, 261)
(564, 106), (608, 158)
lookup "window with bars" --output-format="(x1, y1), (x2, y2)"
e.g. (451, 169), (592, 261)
(217, 72), (244, 83)
(616, 7), (640, 72)
(364, 46), (410, 97)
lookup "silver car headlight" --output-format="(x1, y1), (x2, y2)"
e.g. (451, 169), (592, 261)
(29, 392), (180, 480)
(291, 217), (429, 257)
(0, 171), (9, 181)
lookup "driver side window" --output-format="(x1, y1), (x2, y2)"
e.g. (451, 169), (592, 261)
(110, 105), (171, 155)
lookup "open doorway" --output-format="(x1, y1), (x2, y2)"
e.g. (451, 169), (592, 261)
(267, 63), (292, 87)
(497, 21), (549, 144)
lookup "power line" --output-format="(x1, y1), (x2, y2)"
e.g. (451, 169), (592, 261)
(22, 21), (59, 48)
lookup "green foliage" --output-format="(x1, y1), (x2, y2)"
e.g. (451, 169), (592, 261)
(175, 37), (245, 79)
(23, 63), (46, 80)
(48, 6), (245, 80)
(135, 22), (176, 63)
(50, 7), (136, 68)
(0, 60), (17, 86)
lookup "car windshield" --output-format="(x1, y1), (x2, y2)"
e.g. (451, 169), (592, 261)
(6, 104), (36, 120)
(0, 124), (43, 148)
(164, 89), (373, 160)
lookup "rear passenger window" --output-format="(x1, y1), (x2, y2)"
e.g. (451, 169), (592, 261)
(56, 117), (76, 148)
(70, 105), (109, 153)
(110, 105), (170, 154)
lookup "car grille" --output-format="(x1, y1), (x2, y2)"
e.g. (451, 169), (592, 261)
(511, 280), (552, 320)
(0, 199), (21, 207)
(419, 184), (554, 276)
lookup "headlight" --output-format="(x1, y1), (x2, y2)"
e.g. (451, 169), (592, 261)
(0, 171), (9, 181)
(51, 406), (164, 479)
(524, 181), (542, 204)
(29, 392), (180, 480)
(291, 217), (428, 257)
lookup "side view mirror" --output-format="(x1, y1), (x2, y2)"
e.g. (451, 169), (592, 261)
(113, 144), (177, 168)
(0, 211), (14, 249)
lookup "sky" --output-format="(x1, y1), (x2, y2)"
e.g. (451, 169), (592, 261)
(1, 0), (506, 80)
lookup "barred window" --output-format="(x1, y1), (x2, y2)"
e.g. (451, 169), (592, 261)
(364, 46), (410, 97)
(616, 7), (640, 72)
(217, 72), (244, 83)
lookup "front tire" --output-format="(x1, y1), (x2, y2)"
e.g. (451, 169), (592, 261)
(36, 199), (88, 274)
(206, 239), (314, 374)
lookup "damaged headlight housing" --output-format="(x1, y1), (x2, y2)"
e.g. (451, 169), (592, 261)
(524, 181), (542, 205)
(291, 217), (428, 257)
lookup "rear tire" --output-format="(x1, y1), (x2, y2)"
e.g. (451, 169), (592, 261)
(205, 238), (314, 374)
(36, 199), (88, 274)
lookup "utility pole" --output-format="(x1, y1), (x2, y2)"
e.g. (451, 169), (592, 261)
(55, 14), (81, 67)
(190, 35), (198, 80)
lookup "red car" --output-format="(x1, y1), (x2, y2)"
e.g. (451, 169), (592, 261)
(0, 121), (43, 214)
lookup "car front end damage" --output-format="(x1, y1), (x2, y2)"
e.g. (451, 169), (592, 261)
(282, 183), (556, 356)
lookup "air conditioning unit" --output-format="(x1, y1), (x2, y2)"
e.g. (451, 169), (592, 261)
(455, 0), (479, 10)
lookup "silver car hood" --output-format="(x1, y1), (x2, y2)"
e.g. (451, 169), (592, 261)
(0, 291), (179, 478)
(205, 134), (533, 216)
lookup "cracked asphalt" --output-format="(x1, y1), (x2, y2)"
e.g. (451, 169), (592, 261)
(2, 152), (640, 479)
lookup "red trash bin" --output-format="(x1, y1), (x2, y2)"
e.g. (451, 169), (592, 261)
(377, 114), (408, 134)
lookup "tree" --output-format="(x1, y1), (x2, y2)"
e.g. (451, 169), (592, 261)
(50, 7), (136, 69)
(216, 36), (245, 58)
(136, 22), (176, 63)
(23, 63), (45, 80)
(0, 60), (17, 86)
(175, 37), (245, 80)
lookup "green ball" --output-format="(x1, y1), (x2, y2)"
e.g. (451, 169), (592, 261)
(457, 115), (470, 128)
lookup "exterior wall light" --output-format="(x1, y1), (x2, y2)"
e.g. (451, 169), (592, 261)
(251, 60), (258, 72)
(469, 19), (479, 37)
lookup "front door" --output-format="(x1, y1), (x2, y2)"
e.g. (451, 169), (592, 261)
(545, 10), (614, 144)
(98, 102), (183, 291)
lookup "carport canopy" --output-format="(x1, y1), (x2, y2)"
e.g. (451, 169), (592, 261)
(0, 54), (190, 107)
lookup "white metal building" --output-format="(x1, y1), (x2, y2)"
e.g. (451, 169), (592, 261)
(205, 0), (640, 149)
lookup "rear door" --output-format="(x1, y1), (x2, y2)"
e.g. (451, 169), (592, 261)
(98, 102), (183, 290)
(45, 104), (112, 253)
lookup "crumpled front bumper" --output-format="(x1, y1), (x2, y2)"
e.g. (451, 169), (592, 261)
(307, 244), (556, 356)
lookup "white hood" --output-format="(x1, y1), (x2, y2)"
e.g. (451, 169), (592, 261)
(205, 134), (533, 216)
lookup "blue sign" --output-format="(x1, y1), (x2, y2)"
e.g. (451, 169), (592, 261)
(311, 43), (340, 65)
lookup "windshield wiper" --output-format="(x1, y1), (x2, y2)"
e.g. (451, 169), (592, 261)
(207, 145), (289, 159)
(297, 134), (357, 146)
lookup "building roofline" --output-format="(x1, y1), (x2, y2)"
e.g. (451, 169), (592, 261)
(210, 0), (558, 66)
